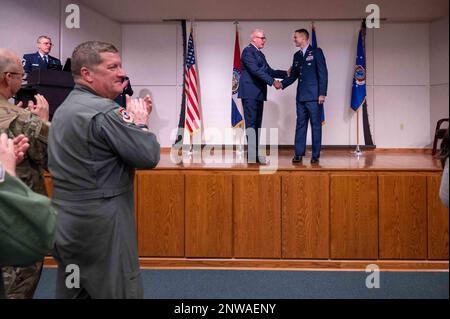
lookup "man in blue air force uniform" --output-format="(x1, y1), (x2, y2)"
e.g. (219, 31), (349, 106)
(22, 36), (61, 74)
(238, 29), (287, 164)
(280, 29), (328, 164)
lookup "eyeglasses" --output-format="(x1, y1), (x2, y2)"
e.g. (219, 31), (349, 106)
(255, 36), (267, 40)
(39, 42), (53, 46)
(3, 71), (25, 77)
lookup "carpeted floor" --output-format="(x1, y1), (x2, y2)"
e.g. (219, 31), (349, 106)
(34, 268), (449, 299)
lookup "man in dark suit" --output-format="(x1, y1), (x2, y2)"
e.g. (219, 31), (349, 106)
(114, 77), (133, 107)
(238, 29), (287, 164)
(22, 36), (61, 74)
(279, 29), (328, 164)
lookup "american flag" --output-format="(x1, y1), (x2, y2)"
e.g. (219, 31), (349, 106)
(185, 30), (201, 135)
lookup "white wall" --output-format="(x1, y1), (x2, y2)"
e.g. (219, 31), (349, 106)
(121, 23), (183, 147)
(60, 0), (122, 62)
(1, 1), (443, 148)
(193, 20), (372, 146)
(0, 0), (61, 60)
(122, 21), (433, 148)
(373, 23), (431, 148)
(430, 18), (449, 139)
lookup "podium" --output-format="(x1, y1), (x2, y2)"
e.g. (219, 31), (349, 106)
(17, 69), (75, 120)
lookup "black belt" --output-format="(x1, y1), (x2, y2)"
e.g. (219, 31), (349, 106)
(52, 184), (132, 201)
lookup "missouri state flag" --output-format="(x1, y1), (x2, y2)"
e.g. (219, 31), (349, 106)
(351, 25), (367, 112)
(231, 28), (244, 128)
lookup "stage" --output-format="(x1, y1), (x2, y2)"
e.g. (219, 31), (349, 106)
(44, 149), (449, 271)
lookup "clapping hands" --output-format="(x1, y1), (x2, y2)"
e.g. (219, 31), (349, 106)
(0, 133), (30, 177)
(18, 94), (50, 122)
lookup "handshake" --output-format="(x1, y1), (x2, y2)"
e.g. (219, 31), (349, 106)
(273, 80), (282, 90)
(273, 66), (291, 90)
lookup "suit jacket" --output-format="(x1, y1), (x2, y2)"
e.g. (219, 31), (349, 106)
(22, 52), (61, 74)
(238, 44), (287, 101)
(114, 77), (134, 107)
(281, 45), (328, 102)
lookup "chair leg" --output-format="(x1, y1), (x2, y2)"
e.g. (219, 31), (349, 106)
(432, 135), (438, 156)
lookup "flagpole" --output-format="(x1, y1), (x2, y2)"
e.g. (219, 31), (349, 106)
(233, 20), (244, 156)
(186, 20), (194, 157)
(354, 109), (363, 156)
(352, 20), (365, 157)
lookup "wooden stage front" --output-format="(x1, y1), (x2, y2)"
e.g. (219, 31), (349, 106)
(45, 149), (449, 271)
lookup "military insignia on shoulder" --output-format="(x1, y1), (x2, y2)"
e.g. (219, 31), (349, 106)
(118, 107), (134, 123)
(354, 65), (366, 85)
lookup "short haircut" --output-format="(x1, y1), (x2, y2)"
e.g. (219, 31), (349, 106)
(0, 48), (19, 74)
(251, 29), (265, 40)
(295, 29), (310, 40)
(71, 41), (118, 78)
(37, 36), (51, 43)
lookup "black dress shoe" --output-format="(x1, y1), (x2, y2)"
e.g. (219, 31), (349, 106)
(257, 156), (269, 165)
(292, 155), (303, 163)
(311, 157), (320, 164)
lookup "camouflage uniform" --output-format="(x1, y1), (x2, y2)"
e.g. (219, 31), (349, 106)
(0, 95), (50, 299)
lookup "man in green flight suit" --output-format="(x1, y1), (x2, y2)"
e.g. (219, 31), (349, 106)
(0, 48), (51, 299)
(0, 132), (56, 299)
(48, 41), (160, 299)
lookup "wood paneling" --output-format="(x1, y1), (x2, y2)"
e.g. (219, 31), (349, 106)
(330, 174), (378, 259)
(282, 173), (329, 258)
(137, 172), (185, 257)
(427, 174), (449, 260)
(45, 256), (449, 271)
(185, 174), (233, 257)
(379, 174), (428, 259)
(233, 174), (281, 258)
(44, 147), (446, 271)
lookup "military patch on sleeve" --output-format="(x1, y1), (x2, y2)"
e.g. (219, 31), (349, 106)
(22, 58), (26, 67)
(118, 107), (134, 124)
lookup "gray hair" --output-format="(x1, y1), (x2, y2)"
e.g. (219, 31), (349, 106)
(71, 41), (119, 78)
(37, 35), (51, 43)
(0, 48), (20, 74)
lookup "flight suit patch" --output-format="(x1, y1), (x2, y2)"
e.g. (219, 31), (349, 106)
(118, 107), (134, 124)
